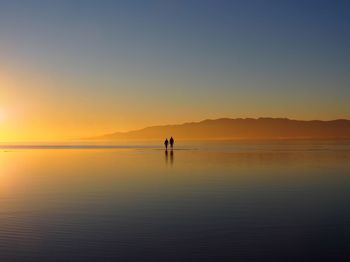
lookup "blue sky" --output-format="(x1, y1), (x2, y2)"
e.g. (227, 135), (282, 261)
(0, 0), (349, 140)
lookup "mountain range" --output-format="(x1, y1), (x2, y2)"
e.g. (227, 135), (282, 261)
(90, 118), (350, 141)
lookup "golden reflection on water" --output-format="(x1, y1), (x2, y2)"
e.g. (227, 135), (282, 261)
(0, 143), (349, 202)
(0, 142), (350, 260)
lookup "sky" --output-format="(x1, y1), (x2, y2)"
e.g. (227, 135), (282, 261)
(0, 0), (349, 142)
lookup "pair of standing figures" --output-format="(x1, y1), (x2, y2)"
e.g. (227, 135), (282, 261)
(164, 137), (174, 150)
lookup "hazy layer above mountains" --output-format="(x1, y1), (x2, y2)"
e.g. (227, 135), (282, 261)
(90, 118), (350, 141)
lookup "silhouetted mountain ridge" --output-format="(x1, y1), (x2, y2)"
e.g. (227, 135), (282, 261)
(91, 118), (350, 140)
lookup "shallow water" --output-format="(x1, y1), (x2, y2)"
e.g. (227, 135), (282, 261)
(0, 140), (350, 261)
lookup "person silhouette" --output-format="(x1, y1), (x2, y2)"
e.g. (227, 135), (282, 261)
(169, 137), (174, 149)
(164, 138), (169, 150)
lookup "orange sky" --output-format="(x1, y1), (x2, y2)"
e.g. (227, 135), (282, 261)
(1, 66), (348, 142)
(1, 1), (349, 142)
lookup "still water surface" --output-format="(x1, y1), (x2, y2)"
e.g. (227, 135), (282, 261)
(0, 140), (349, 261)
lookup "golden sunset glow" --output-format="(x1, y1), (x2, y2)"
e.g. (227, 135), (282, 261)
(1, 2), (350, 261)
(0, 64), (349, 142)
(0, 1), (349, 143)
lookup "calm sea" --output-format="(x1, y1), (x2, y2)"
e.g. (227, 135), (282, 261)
(0, 140), (349, 261)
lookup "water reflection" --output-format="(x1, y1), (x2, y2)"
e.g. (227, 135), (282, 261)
(0, 141), (349, 261)
(165, 149), (174, 166)
(170, 149), (174, 166)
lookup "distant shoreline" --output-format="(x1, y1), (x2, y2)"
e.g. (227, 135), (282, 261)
(1, 138), (350, 150)
(88, 118), (350, 141)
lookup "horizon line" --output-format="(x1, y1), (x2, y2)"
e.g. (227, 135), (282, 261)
(1, 116), (350, 144)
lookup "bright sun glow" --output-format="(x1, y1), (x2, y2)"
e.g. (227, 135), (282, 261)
(0, 109), (6, 123)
